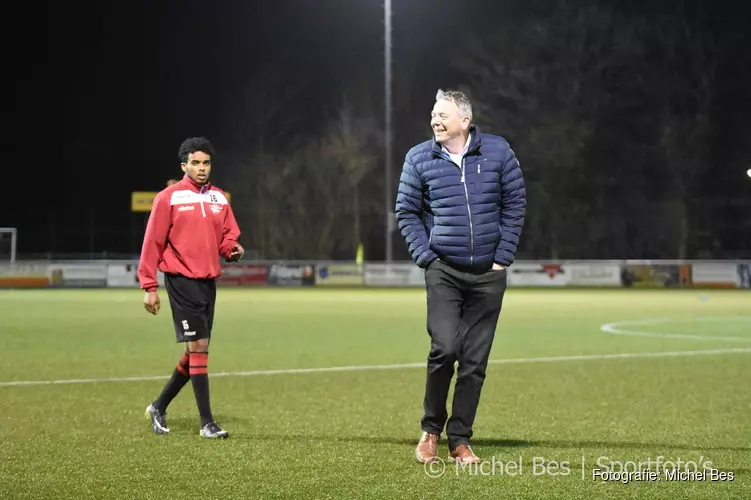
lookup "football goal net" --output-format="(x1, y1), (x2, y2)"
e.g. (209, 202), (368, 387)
(0, 228), (17, 266)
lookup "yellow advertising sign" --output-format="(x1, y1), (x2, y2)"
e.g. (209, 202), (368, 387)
(131, 191), (231, 212)
(131, 192), (157, 212)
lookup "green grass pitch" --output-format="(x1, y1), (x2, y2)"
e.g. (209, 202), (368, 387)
(0, 287), (749, 499)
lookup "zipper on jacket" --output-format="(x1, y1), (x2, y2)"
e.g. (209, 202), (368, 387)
(199, 186), (207, 217)
(461, 157), (475, 266)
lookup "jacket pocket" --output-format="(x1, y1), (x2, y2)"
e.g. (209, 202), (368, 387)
(429, 226), (435, 245)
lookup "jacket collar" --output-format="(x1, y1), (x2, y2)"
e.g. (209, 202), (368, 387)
(431, 124), (483, 156)
(179, 173), (212, 193)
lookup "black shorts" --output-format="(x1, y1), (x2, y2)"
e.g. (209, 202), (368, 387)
(164, 273), (216, 342)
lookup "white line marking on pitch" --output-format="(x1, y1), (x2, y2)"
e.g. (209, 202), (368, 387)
(601, 316), (751, 343)
(2, 348), (750, 388)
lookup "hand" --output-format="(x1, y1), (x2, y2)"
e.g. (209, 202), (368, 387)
(492, 263), (506, 271)
(144, 291), (160, 315)
(228, 243), (244, 262)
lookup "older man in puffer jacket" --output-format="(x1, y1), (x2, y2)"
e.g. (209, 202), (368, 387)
(395, 89), (526, 465)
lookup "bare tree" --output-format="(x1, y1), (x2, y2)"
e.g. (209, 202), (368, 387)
(455, 1), (627, 259)
(318, 94), (379, 258)
(650, 7), (717, 259)
(224, 67), (306, 155)
(218, 68), (308, 259)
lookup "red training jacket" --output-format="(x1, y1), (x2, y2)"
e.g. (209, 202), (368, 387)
(138, 174), (241, 291)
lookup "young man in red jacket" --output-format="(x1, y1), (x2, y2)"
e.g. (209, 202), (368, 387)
(139, 137), (244, 439)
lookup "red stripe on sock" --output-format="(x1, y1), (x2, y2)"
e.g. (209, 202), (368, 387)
(189, 352), (209, 376)
(176, 352), (190, 375)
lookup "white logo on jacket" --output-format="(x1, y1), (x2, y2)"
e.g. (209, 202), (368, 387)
(169, 189), (228, 206)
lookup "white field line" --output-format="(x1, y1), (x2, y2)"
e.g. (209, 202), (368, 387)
(601, 316), (751, 343)
(2, 347), (751, 388)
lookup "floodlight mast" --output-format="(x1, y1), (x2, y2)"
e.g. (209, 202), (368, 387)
(384, 0), (394, 263)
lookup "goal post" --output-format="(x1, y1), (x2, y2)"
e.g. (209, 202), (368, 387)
(0, 227), (17, 266)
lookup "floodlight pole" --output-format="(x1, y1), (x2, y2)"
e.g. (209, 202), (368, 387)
(384, 0), (394, 263)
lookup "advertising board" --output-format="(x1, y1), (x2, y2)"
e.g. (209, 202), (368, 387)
(691, 263), (740, 288)
(507, 263), (569, 287)
(217, 264), (269, 286)
(49, 264), (108, 288)
(566, 263), (621, 286)
(267, 264), (315, 286)
(0, 263), (50, 288)
(315, 263), (363, 286)
(364, 263), (425, 286)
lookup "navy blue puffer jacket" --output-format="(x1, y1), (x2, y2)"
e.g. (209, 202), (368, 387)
(395, 125), (526, 271)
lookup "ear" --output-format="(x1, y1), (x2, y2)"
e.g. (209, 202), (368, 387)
(461, 117), (471, 131)
(180, 163), (187, 173)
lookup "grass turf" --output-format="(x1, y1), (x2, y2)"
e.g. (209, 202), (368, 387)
(0, 288), (749, 499)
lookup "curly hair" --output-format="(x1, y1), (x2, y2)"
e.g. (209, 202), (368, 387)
(178, 137), (216, 163)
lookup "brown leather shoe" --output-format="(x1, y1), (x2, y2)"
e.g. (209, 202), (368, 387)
(415, 431), (440, 463)
(448, 444), (481, 464)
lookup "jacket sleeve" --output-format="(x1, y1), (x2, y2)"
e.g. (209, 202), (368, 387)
(138, 190), (171, 291)
(395, 156), (437, 268)
(494, 149), (526, 266)
(219, 201), (241, 260)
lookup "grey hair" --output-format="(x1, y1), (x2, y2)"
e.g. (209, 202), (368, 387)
(436, 89), (473, 121)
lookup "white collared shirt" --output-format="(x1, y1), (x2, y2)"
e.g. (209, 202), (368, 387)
(442, 133), (472, 167)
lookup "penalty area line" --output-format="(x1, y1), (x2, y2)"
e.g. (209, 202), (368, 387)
(1, 347), (750, 388)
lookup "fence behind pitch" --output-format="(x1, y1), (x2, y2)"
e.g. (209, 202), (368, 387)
(0, 260), (749, 289)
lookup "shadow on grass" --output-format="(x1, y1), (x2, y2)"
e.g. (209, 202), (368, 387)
(470, 438), (751, 453)
(162, 414), (750, 453)
(189, 428), (750, 453)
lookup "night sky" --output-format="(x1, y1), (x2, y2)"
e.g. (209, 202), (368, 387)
(7, 0), (751, 257)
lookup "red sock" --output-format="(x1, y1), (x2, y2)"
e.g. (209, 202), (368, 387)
(189, 352), (209, 376)
(176, 352), (190, 376)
